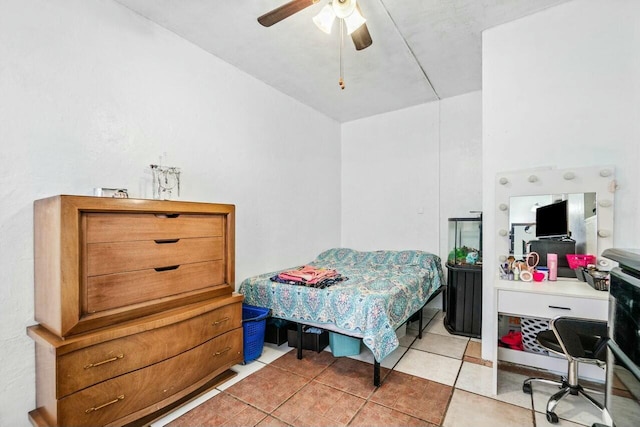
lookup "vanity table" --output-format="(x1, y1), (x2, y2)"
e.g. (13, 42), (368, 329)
(492, 278), (608, 392)
(490, 165), (616, 394)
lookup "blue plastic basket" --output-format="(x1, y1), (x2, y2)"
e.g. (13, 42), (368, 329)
(242, 304), (270, 363)
(329, 332), (362, 357)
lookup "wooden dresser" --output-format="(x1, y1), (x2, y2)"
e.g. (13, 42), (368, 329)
(28, 195), (243, 427)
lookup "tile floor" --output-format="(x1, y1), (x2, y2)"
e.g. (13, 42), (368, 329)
(150, 309), (611, 427)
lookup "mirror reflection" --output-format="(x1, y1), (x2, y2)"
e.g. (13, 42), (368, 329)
(509, 193), (597, 259)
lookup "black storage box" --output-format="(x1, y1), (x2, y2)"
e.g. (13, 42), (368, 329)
(287, 324), (329, 352)
(264, 318), (291, 345)
(444, 264), (482, 338)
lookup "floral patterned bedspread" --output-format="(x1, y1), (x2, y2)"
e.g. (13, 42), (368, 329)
(238, 248), (444, 362)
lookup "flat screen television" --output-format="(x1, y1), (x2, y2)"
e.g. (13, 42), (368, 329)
(535, 200), (569, 239)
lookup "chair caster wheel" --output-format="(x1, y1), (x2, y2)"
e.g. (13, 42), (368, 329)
(546, 411), (559, 423)
(523, 383), (532, 394)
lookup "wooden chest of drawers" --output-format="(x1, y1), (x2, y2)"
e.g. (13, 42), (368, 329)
(34, 195), (235, 337)
(29, 196), (242, 427)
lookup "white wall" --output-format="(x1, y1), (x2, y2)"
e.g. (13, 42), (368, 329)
(439, 92), (483, 261)
(0, 0), (341, 425)
(341, 92), (483, 261)
(341, 102), (441, 253)
(482, 0), (640, 360)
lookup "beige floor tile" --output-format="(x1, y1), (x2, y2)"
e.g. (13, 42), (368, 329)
(455, 362), (532, 409)
(534, 410), (595, 427)
(399, 332), (418, 348)
(411, 332), (469, 359)
(607, 392), (640, 426)
(394, 348), (462, 386)
(257, 342), (292, 364)
(424, 315), (468, 339)
(443, 389), (534, 427)
(407, 307), (440, 331)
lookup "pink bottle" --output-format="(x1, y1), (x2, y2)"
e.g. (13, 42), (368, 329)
(548, 253), (558, 281)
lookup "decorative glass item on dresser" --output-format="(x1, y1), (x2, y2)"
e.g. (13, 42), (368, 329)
(150, 163), (181, 200)
(444, 212), (482, 338)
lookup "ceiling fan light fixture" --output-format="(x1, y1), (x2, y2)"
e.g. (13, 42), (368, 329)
(313, 4), (336, 34)
(344, 7), (366, 35)
(333, 0), (356, 19)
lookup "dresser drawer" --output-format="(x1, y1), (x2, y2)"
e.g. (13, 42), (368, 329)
(87, 237), (224, 276)
(86, 261), (226, 313)
(85, 213), (223, 243)
(57, 328), (242, 427)
(57, 302), (241, 397)
(498, 290), (608, 321)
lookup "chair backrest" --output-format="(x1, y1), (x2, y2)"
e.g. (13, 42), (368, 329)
(551, 317), (608, 362)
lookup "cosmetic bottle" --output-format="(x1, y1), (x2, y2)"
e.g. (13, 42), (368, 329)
(548, 253), (558, 281)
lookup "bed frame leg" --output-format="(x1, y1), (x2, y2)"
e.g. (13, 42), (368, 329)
(296, 323), (303, 360)
(418, 307), (423, 339)
(374, 361), (381, 387)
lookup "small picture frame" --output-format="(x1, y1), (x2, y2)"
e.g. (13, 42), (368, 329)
(94, 188), (129, 198)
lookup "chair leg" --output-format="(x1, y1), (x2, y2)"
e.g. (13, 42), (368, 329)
(547, 387), (572, 414)
(523, 375), (605, 425)
(577, 388), (605, 411)
(580, 385), (605, 396)
(522, 377), (563, 394)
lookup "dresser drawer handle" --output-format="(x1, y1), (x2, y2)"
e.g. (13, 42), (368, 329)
(154, 238), (180, 244)
(213, 317), (230, 326)
(155, 213), (180, 219)
(154, 265), (180, 272)
(84, 353), (124, 369)
(214, 347), (232, 357)
(548, 305), (572, 310)
(85, 395), (125, 414)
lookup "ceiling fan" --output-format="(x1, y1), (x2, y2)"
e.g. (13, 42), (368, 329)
(258, 0), (373, 51)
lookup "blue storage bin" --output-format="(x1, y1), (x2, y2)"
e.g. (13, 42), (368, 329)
(328, 332), (362, 357)
(242, 304), (270, 363)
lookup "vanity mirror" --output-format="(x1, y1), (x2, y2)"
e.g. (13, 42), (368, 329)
(495, 165), (616, 273)
(509, 192), (597, 259)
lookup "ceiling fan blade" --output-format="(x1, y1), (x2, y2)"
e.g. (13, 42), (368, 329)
(351, 23), (372, 51)
(258, 0), (318, 27)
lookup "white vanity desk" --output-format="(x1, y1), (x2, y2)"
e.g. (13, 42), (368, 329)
(490, 165), (617, 395)
(492, 277), (608, 393)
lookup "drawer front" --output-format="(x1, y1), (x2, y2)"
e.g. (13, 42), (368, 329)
(86, 261), (225, 313)
(58, 328), (242, 427)
(57, 302), (241, 398)
(498, 290), (608, 320)
(85, 213), (224, 243)
(87, 237), (223, 276)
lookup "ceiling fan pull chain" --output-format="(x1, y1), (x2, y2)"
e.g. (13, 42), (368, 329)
(339, 18), (345, 90)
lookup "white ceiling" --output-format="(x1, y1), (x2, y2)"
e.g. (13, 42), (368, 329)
(115, 0), (571, 122)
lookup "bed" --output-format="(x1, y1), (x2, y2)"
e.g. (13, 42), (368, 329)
(238, 248), (445, 385)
